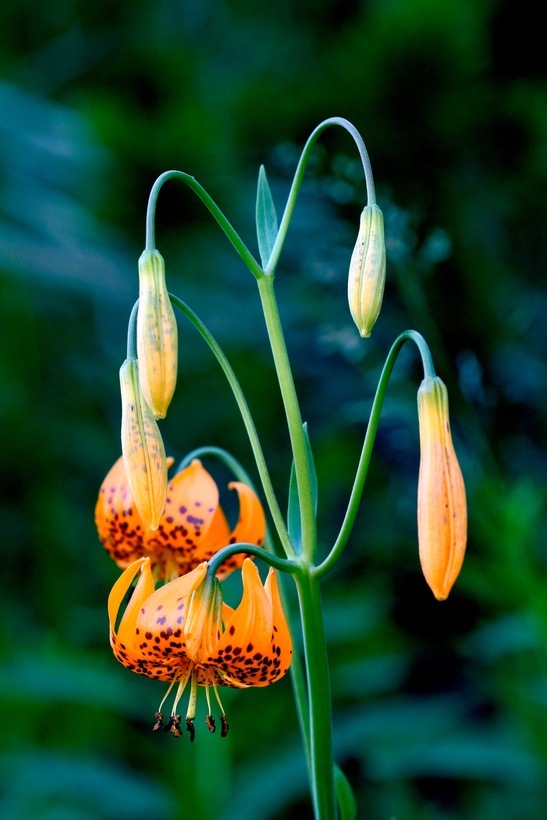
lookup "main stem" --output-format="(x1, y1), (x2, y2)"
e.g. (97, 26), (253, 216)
(296, 569), (336, 819)
(257, 275), (317, 559)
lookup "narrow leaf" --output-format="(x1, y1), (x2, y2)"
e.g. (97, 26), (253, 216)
(256, 165), (278, 267)
(287, 459), (301, 549)
(334, 763), (357, 820)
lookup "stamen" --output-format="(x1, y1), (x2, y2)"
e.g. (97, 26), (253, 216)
(205, 684), (215, 733)
(166, 714), (182, 738)
(212, 680), (229, 736)
(157, 680), (177, 714)
(171, 671), (191, 716)
(186, 718), (196, 743)
(185, 672), (198, 743)
(212, 680), (226, 715)
(186, 673), (198, 721)
(152, 711), (164, 732)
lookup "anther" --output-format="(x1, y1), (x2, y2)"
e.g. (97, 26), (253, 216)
(186, 718), (196, 743)
(220, 715), (229, 738)
(165, 714), (182, 738)
(152, 711), (164, 732)
(205, 714), (216, 734)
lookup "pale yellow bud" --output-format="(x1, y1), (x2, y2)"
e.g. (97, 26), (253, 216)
(348, 204), (386, 337)
(120, 357), (167, 530)
(137, 249), (178, 419)
(417, 377), (467, 600)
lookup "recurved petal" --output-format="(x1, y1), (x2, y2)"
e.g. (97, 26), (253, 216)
(213, 559), (290, 687)
(116, 559), (156, 648)
(228, 482), (266, 546)
(108, 557), (150, 637)
(108, 558), (155, 669)
(161, 460), (220, 561)
(96, 456), (148, 567)
(264, 568), (293, 671)
(212, 482), (266, 580)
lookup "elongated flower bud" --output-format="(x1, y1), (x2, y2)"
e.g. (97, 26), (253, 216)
(417, 376), (467, 600)
(137, 249), (178, 419)
(120, 357), (167, 530)
(348, 204), (386, 337)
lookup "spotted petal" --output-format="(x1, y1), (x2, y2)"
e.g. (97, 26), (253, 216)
(212, 482), (267, 581)
(210, 559), (292, 688)
(133, 562), (209, 679)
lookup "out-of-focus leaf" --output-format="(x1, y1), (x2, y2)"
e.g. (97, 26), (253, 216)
(334, 763), (357, 820)
(0, 750), (173, 820)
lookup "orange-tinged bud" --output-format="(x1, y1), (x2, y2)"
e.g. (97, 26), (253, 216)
(348, 204), (386, 337)
(417, 376), (467, 600)
(120, 357), (167, 530)
(137, 249), (178, 419)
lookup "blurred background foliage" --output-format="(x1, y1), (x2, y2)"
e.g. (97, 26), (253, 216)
(0, 0), (545, 817)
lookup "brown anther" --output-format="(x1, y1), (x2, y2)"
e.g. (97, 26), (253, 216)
(167, 714), (182, 738)
(152, 711), (164, 732)
(186, 718), (196, 743)
(205, 714), (216, 734)
(220, 715), (229, 738)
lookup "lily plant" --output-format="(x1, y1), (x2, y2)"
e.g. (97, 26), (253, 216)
(96, 116), (467, 819)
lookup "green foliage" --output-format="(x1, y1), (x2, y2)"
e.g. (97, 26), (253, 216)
(0, 0), (545, 818)
(255, 165), (279, 268)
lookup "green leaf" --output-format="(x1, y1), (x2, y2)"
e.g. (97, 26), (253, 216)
(287, 422), (318, 549)
(255, 164), (278, 267)
(334, 763), (357, 820)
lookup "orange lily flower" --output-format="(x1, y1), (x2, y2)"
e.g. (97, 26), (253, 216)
(108, 557), (292, 739)
(95, 457), (266, 581)
(417, 376), (467, 600)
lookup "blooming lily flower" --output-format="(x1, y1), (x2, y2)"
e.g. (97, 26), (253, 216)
(417, 376), (467, 600)
(108, 556), (293, 738)
(96, 457), (266, 582)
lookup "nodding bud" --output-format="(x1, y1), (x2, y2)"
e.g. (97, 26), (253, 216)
(137, 249), (178, 419)
(120, 357), (168, 530)
(417, 377), (467, 600)
(348, 204), (386, 338)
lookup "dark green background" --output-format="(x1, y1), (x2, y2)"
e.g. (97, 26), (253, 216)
(1, 1), (545, 818)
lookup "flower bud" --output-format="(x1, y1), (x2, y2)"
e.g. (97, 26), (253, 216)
(417, 376), (467, 600)
(137, 249), (178, 419)
(120, 357), (167, 530)
(348, 204), (386, 337)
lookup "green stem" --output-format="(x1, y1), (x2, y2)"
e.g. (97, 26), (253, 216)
(168, 293), (295, 559)
(295, 568), (336, 819)
(207, 542), (298, 578)
(266, 116), (376, 274)
(316, 329), (435, 578)
(177, 445), (257, 491)
(289, 632), (312, 773)
(126, 300), (139, 359)
(257, 276), (317, 560)
(145, 170), (264, 281)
